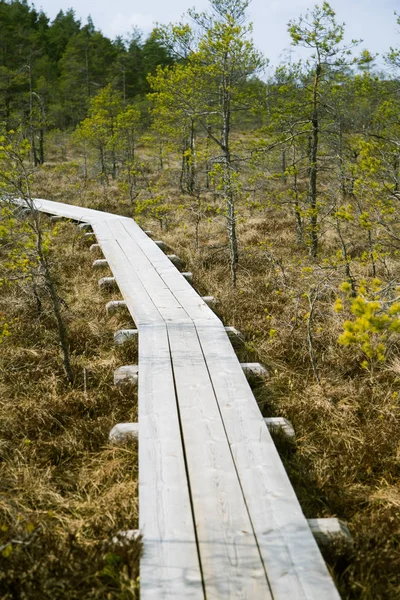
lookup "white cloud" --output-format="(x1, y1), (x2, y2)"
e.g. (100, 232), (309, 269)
(109, 12), (156, 38)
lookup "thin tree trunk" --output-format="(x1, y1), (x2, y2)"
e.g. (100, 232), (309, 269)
(39, 128), (44, 165)
(368, 230), (376, 278)
(159, 139), (163, 170)
(393, 152), (399, 193)
(180, 137), (188, 193)
(85, 45), (90, 99)
(28, 62), (38, 167)
(24, 187), (74, 384)
(335, 217), (356, 295)
(122, 67), (126, 104)
(338, 121), (346, 200)
(221, 64), (238, 288)
(43, 263), (74, 384)
(189, 118), (196, 194)
(99, 146), (108, 183)
(308, 63), (321, 258)
(282, 148), (287, 182)
(292, 146), (303, 244)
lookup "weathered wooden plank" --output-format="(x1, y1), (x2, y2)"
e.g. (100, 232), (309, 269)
(167, 322), (271, 599)
(106, 220), (191, 323)
(30, 197), (125, 223)
(107, 219), (271, 596)
(120, 221), (219, 323)
(91, 222), (204, 599)
(195, 323), (341, 600)
(92, 222), (162, 327)
(99, 216), (339, 598)
(139, 324), (204, 599)
(116, 209), (339, 596)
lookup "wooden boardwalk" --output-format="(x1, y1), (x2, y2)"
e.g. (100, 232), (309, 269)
(30, 198), (341, 599)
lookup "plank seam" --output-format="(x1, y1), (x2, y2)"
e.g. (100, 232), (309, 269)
(165, 327), (207, 600)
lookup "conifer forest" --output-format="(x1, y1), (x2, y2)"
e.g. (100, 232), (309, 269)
(0, 0), (400, 598)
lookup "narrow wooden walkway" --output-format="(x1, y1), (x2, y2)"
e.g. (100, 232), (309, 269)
(30, 198), (341, 599)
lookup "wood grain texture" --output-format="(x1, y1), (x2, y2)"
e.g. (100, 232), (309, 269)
(104, 219), (272, 597)
(91, 220), (204, 599)
(139, 324), (203, 599)
(167, 322), (272, 599)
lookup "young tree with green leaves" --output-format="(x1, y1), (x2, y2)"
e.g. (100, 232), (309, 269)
(0, 128), (74, 383)
(288, 1), (360, 257)
(75, 84), (144, 191)
(75, 84), (124, 181)
(152, 0), (265, 286)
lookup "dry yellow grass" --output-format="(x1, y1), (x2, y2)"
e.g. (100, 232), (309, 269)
(3, 150), (399, 599)
(0, 220), (140, 599)
(161, 209), (400, 600)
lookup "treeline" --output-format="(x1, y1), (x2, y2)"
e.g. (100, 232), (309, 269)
(0, 0), (174, 163)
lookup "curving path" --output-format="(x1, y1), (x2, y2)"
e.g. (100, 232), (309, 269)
(30, 198), (341, 600)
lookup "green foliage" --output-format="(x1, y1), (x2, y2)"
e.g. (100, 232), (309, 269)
(74, 85), (143, 182)
(336, 279), (400, 365)
(0, 312), (11, 344)
(134, 186), (176, 229)
(0, 130), (31, 194)
(288, 2), (352, 58)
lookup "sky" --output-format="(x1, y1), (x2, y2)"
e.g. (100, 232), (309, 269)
(35, 0), (400, 71)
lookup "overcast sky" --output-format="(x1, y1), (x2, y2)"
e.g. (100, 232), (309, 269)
(35, 0), (399, 70)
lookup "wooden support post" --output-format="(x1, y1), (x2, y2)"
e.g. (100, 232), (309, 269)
(106, 300), (127, 315)
(78, 222), (92, 231)
(154, 240), (167, 251)
(307, 518), (352, 547)
(264, 417), (295, 439)
(241, 362), (269, 378)
(202, 296), (216, 307)
(225, 326), (245, 343)
(114, 365), (138, 386)
(182, 272), (193, 283)
(50, 215), (64, 222)
(114, 329), (138, 345)
(112, 529), (141, 545)
(89, 243), (101, 253)
(167, 254), (184, 269)
(98, 276), (117, 291)
(109, 422), (139, 443)
(93, 259), (108, 269)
